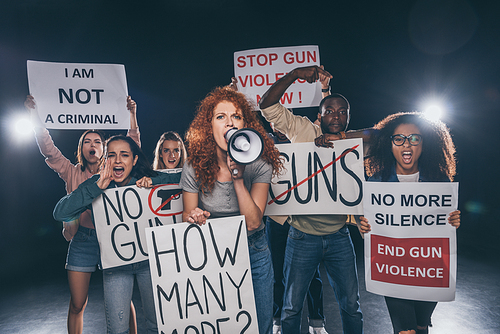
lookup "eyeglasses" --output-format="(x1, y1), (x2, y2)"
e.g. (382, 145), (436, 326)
(390, 134), (422, 146)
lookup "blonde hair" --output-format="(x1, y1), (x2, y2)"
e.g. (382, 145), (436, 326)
(152, 131), (187, 169)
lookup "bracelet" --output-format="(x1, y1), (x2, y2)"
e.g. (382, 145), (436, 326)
(339, 131), (346, 139)
(321, 88), (330, 93)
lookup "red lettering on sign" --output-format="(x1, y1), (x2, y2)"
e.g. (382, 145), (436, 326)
(283, 51), (317, 65)
(371, 235), (450, 287)
(237, 56), (246, 68)
(237, 53), (279, 68)
(280, 92), (293, 104)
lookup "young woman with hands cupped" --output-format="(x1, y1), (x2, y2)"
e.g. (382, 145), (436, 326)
(54, 135), (181, 334)
(179, 87), (283, 334)
(25, 95), (140, 334)
(358, 112), (460, 334)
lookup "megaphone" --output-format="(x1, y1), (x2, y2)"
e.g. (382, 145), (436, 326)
(225, 127), (264, 167)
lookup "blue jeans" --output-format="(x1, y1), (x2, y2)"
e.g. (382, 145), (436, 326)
(103, 260), (157, 334)
(248, 227), (274, 334)
(266, 217), (325, 327)
(281, 225), (363, 334)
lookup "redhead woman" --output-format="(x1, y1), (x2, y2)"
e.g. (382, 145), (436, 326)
(25, 95), (139, 334)
(179, 87), (283, 334)
(54, 135), (181, 333)
(359, 112), (460, 334)
(152, 131), (187, 170)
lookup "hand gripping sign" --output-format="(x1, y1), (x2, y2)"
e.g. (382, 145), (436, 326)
(146, 216), (259, 334)
(234, 45), (322, 108)
(92, 183), (182, 269)
(363, 181), (459, 302)
(27, 60), (129, 130)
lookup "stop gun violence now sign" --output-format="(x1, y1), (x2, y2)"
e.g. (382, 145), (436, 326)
(362, 181), (459, 302)
(234, 45), (322, 108)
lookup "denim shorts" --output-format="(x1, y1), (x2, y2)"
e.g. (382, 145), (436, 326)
(65, 225), (100, 272)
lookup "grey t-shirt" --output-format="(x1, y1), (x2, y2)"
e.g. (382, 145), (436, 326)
(179, 158), (272, 235)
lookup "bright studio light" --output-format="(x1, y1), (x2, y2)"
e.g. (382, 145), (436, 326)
(420, 98), (446, 122)
(12, 115), (34, 139)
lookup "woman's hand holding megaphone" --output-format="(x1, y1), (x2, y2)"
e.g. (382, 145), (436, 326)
(227, 154), (245, 179)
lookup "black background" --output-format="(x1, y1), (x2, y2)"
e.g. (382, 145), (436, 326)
(0, 0), (499, 286)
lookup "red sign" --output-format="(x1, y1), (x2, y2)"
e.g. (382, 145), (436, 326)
(370, 235), (450, 287)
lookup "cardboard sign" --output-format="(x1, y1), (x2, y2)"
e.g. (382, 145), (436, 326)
(146, 216), (259, 334)
(234, 45), (322, 108)
(265, 139), (364, 215)
(92, 181), (182, 269)
(363, 182), (459, 302)
(27, 60), (129, 129)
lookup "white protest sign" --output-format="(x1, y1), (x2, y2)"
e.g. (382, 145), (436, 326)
(363, 182), (459, 302)
(27, 60), (129, 130)
(92, 179), (183, 269)
(234, 45), (322, 108)
(266, 139), (364, 215)
(146, 216), (259, 334)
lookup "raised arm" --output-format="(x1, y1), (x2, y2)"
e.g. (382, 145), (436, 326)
(126, 96), (141, 147)
(53, 175), (103, 222)
(319, 69), (331, 98)
(127, 96), (138, 130)
(259, 65), (332, 109)
(25, 95), (77, 185)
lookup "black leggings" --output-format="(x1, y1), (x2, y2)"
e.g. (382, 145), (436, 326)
(385, 296), (437, 334)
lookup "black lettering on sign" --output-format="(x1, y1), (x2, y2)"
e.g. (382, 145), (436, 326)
(340, 148), (362, 206)
(111, 223), (135, 261)
(185, 278), (204, 318)
(152, 229), (181, 276)
(203, 273), (226, 313)
(236, 310), (252, 334)
(314, 151), (337, 202)
(208, 220), (243, 268)
(268, 152), (291, 204)
(183, 224), (208, 271)
(157, 283), (183, 324)
(58, 88), (104, 104)
(123, 187), (143, 219)
(226, 269), (249, 309)
(292, 152), (312, 204)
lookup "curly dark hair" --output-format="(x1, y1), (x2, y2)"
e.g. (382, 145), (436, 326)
(365, 112), (456, 181)
(105, 135), (157, 180)
(185, 87), (283, 193)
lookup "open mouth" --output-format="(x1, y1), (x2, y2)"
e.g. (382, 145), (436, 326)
(89, 149), (96, 156)
(113, 166), (124, 179)
(402, 151), (413, 164)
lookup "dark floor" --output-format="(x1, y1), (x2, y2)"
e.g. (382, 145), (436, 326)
(1, 242), (499, 333)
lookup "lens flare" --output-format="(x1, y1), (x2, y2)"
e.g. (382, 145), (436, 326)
(423, 104), (443, 122)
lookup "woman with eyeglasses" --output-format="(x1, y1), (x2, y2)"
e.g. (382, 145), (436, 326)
(358, 112), (460, 334)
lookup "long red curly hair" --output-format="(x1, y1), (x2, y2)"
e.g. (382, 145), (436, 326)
(185, 87), (283, 193)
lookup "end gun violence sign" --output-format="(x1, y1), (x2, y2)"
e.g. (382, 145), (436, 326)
(363, 182), (459, 302)
(92, 174), (183, 269)
(234, 45), (322, 108)
(27, 60), (129, 130)
(265, 139), (364, 216)
(145, 216), (259, 334)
